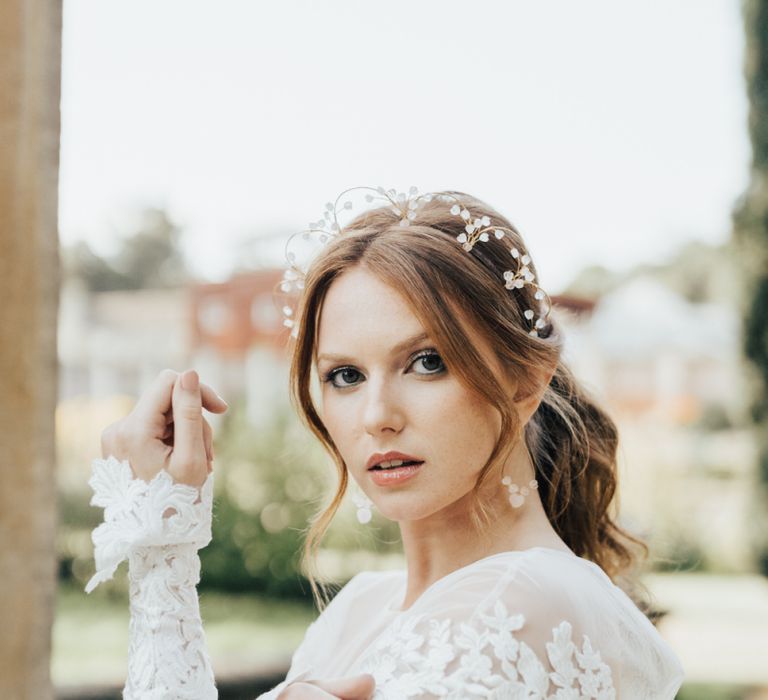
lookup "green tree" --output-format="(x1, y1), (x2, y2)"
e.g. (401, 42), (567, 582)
(61, 240), (128, 292)
(561, 240), (738, 305)
(732, 0), (768, 574)
(62, 208), (190, 291)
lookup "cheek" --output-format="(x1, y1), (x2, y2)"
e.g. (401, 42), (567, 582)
(319, 391), (358, 458)
(319, 379), (500, 472)
(411, 382), (500, 468)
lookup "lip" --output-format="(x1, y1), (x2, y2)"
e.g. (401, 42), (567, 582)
(366, 450), (424, 471)
(369, 463), (423, 487)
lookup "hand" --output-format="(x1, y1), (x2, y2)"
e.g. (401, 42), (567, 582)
(277, 674), (375, 699)
(100, 368), (229, 488)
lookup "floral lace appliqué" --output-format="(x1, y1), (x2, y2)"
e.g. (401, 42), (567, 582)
(357, 599), (615, 700)
(86, 455), (218, 699)
(85, 455), (214, 593)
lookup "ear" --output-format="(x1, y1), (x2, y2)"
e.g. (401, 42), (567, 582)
(513, 360), (557, 424)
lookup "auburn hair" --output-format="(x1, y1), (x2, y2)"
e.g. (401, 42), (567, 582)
(286, 191), (650, 612)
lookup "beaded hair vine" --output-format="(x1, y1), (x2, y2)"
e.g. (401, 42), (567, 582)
(278, 186), (553, 338)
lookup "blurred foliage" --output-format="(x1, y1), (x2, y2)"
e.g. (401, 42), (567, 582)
(733, 0), (768, 576)
(58, 396), (404, 598)
(652, 240), (740, 306)
(558, 263), (621, 301)
(199, 402), (323, 598)
(562, 240), (738, 306)
(57, 488), (107, 588)
(61, 208), (191, 292)
(651, 530), (706, 574)
(676, 684), (759, 700)
(54, 580), (314, 689)
(689, 401), (739, 432)
(200, 398), (401, 598)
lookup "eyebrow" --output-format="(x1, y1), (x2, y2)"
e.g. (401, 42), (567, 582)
(316, 331), (432, 365)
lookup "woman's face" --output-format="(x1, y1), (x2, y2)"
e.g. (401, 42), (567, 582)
(315, 265), (506, 523)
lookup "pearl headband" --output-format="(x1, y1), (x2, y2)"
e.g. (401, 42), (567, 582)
(278, 186), (552, 338)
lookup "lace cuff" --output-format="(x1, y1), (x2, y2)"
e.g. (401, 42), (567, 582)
(85, 455), (214, 594)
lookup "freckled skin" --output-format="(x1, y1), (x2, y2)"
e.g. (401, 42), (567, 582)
(316, 265), (569, 608)
(316, 266), (503, 522)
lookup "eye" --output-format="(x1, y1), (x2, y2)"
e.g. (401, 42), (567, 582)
(321, 349), (446, 389)
(410, 350), (446, 376)
(323, 366), (363, 388)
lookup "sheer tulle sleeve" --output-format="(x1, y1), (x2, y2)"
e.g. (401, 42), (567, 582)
(353, 552), (685, 699)
(252, 580), (368, 699)
(85, 455), (218, 699)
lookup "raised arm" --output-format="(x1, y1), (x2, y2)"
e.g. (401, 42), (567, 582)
(86, 454), (218, 699)
(86, 368), (227, 698)
(86, 370), (375, 700)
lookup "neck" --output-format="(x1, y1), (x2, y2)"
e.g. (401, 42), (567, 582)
(396, 441), (568, 611)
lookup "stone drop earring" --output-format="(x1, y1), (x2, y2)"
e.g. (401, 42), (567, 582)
(502, 475), (539, 508)
(351, 488), (374, 524)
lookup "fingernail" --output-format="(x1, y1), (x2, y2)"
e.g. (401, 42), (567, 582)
(216, 393), (228, 407)
(181, 370), (199, 391)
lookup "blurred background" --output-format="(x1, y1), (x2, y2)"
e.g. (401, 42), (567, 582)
(6, 0), (767, 697)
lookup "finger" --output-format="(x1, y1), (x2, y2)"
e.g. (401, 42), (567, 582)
(170, 370), (206, 479)
(311, 674), (375, 700)
(165, 388), (223, 426)
(133, 369), (178, 423)
(202, 416), (213, 462)
(137, 373), (224, 429)
(200, 381), (228, 414)
(281, 683), (336, 699)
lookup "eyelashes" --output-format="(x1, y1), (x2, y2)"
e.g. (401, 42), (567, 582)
(322, 366), (362, 388)
(321, 349), (446, 389)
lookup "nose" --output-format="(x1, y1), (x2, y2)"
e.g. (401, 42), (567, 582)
(362, 374), (405, 436)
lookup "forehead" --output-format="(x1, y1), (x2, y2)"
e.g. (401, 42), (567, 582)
(316, 266), (425, 354)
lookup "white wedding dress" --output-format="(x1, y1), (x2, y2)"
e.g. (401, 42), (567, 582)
(85, 456), (685, 699)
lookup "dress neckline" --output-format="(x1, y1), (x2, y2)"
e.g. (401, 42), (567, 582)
(385, 545), (585, 614)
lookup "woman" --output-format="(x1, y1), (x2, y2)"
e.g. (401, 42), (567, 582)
(87, 188), (685, 699)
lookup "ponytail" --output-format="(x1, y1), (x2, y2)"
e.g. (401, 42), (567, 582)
(527, 361), (657, 617)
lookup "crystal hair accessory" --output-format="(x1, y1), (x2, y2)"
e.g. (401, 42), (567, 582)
(278, 186), (552, 338)
(502, 476), (539, 509)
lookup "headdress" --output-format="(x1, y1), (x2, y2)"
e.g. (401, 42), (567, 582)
(277, 186), (552, 338)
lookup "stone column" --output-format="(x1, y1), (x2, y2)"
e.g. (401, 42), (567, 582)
(0, 0), (62, 698)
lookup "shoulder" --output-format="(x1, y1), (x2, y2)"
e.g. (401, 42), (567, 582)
(410, 547), (613, 619)
(355, 549), (685, 699)
(307, 568), (404, 632)
(291, 569), (403, 668)
(343, 568), (405, 591)
(435, 548), (674, 660)
(329, 569), (404, 607)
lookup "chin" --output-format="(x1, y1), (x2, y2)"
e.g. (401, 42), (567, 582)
(373, 494), (447, 523)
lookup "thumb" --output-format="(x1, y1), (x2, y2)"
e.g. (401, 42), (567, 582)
(170, 370), (206, 482)
(312, 673), (375, 700)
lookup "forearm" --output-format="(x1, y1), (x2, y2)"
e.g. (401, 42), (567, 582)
(125, 542), (217, 699)
(86, 455), (218, 699)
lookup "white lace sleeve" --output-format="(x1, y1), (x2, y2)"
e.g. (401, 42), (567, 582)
(85, 455), (218, 700)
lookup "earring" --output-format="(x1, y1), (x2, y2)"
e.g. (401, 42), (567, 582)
(351, 488), (374, 524)
(502, 476), (538, 508)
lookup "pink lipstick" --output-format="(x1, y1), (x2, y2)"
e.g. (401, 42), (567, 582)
(369, 463), (423, 486)
(366, 450), (424, 487)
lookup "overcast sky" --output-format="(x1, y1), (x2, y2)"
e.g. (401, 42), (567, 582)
(59, 0), (749, 293)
